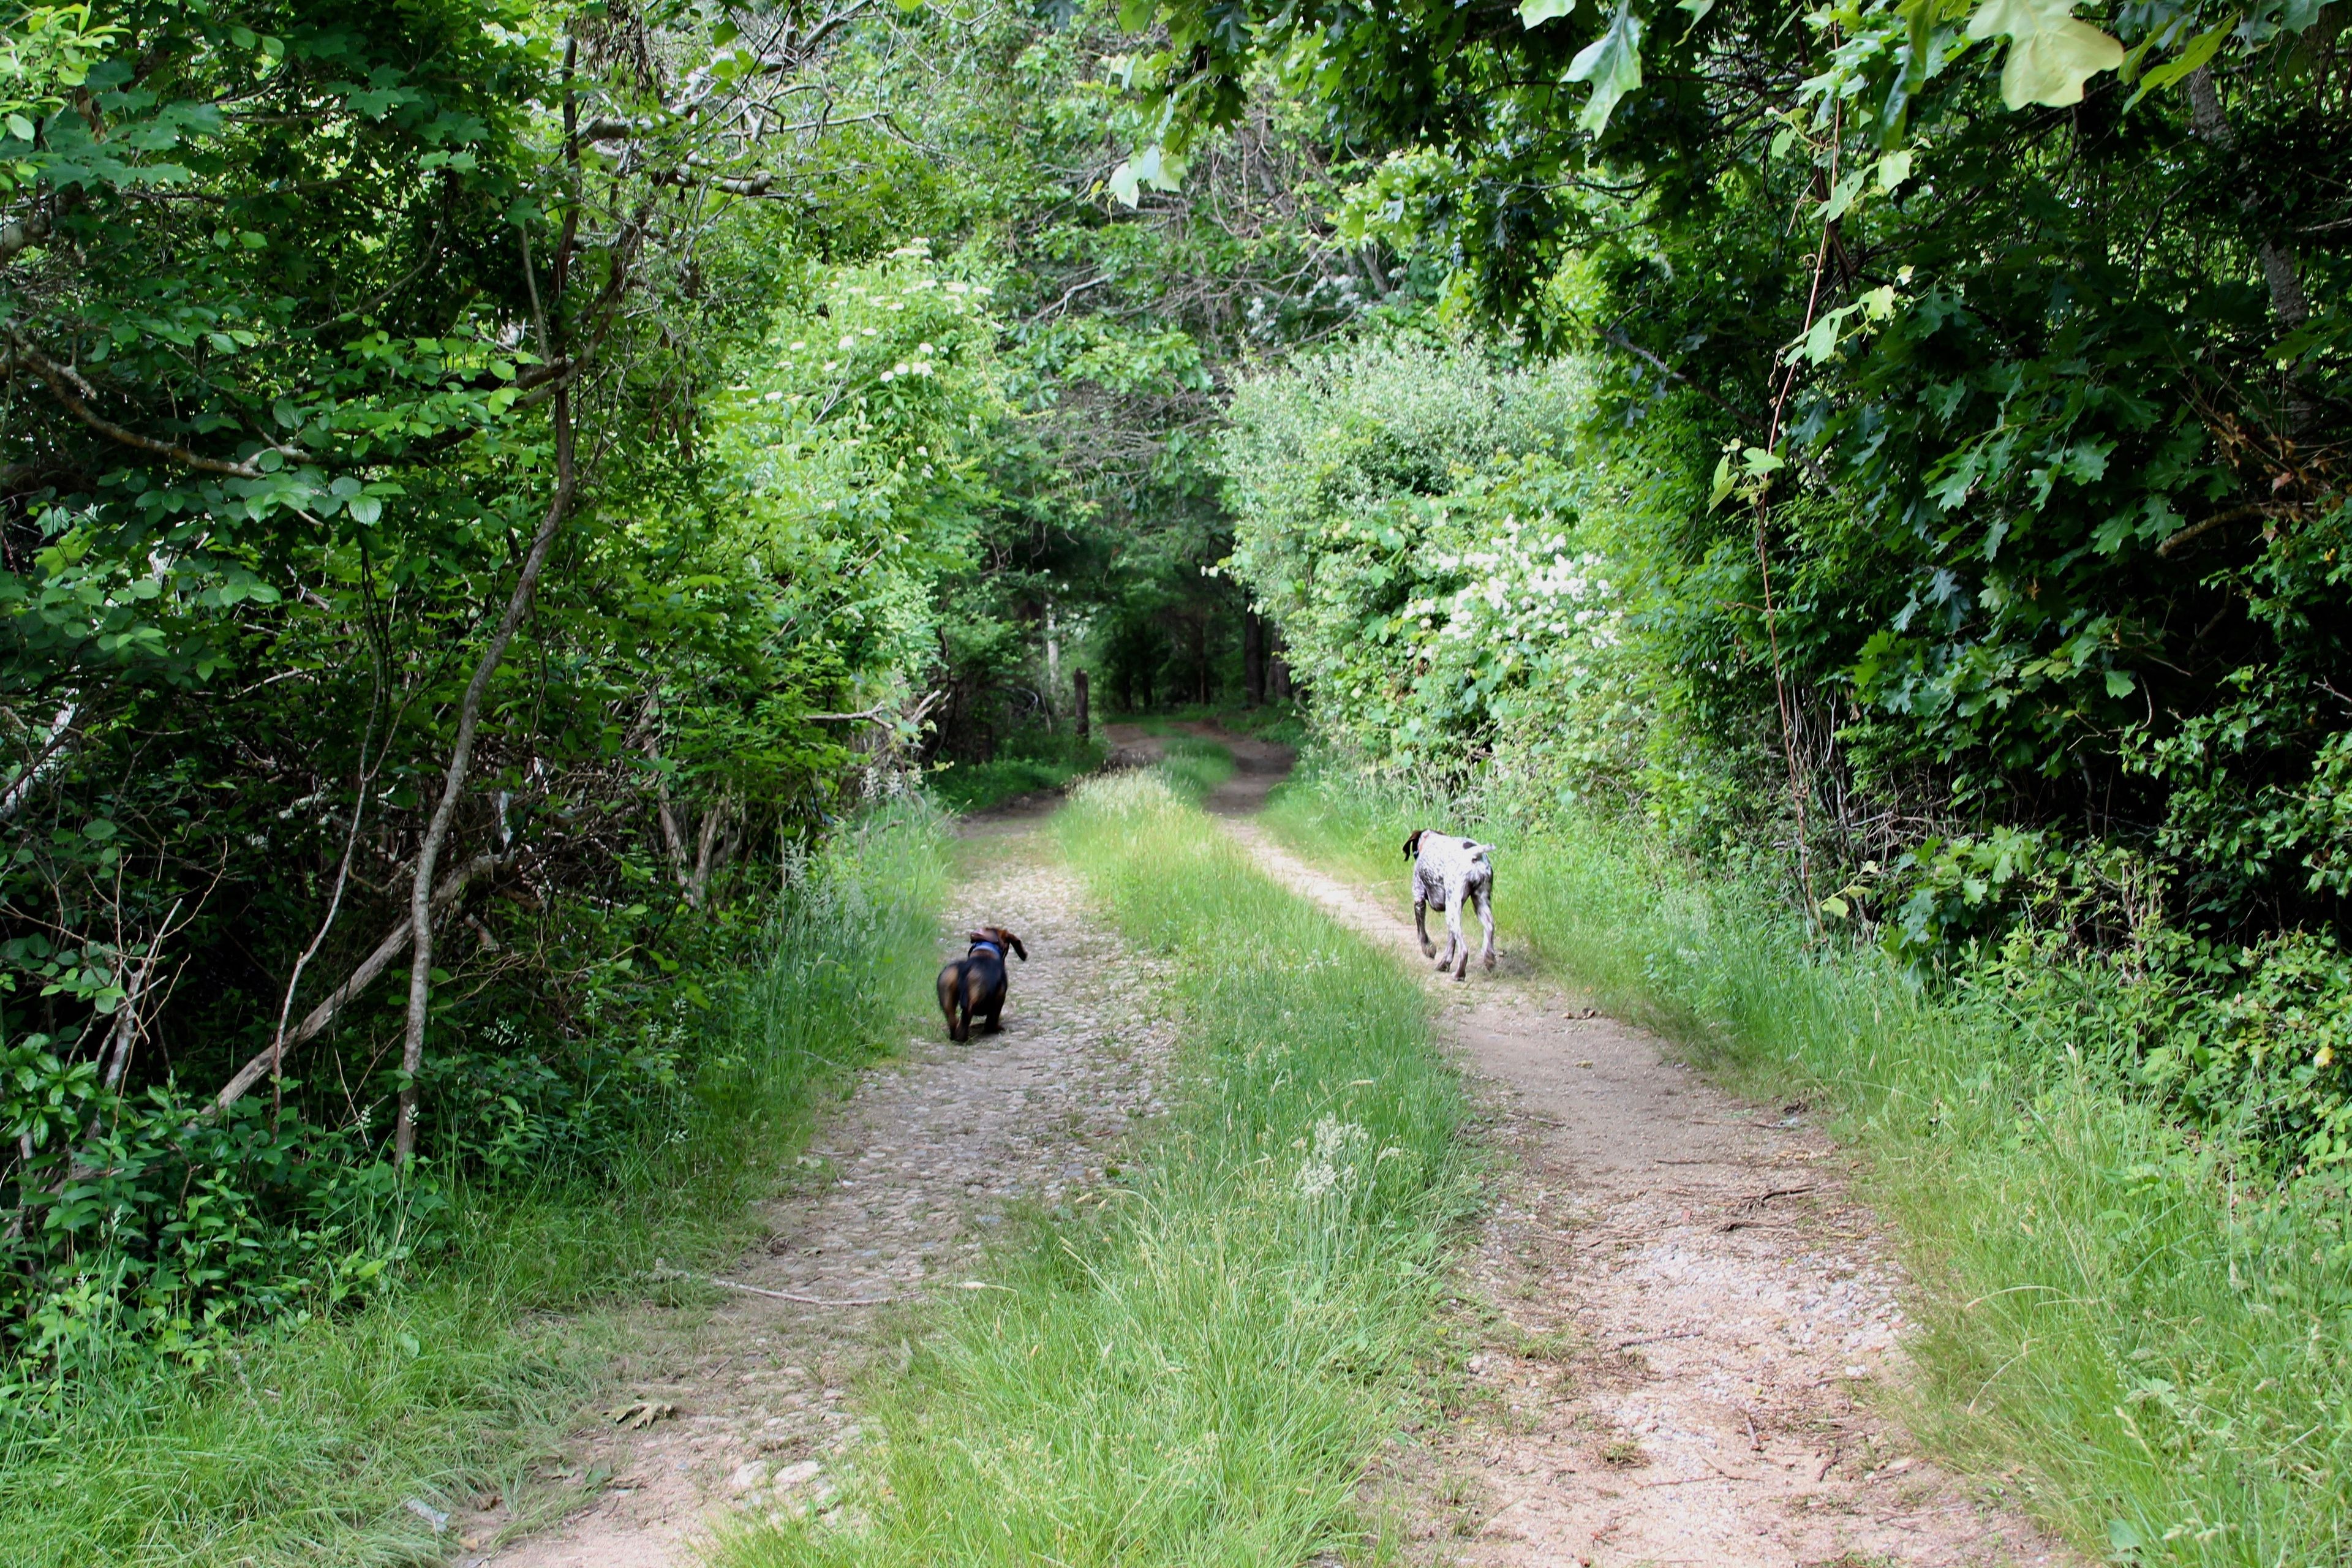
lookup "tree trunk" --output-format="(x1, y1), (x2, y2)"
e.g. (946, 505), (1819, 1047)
(1043, 598), (1060, 725)
(394, 386), (576, 1166)
(687, 795), (734, 906)
(1073, 668), (1089, 741)
(1242, 612), (1265, 707)
(2184, 67), (2310, 331)
(2184, 65), (2313, 434)
(1193, 614), (1209, 706)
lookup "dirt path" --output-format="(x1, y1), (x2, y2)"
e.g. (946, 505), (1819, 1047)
(1204, 761), (2073, 1566)
(473, 723), (2071, 1567)
(478, 827), (1172, 1568)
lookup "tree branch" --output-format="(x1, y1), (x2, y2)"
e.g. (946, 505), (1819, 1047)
(209, 851), (511, 1114)
(2156, 501), (2302, 559)
(5, 336), (267, 479)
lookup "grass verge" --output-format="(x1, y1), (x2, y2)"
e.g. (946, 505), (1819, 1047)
(0, 805), (948, 1568)
(712, 768), (1468, 1567)
(1262, 769), (2352, 1566)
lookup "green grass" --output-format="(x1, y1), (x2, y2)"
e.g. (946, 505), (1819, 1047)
(711, 769), (1468, 1567)
(1155, 735), (1235, 801)
(1128, 702), (1308, 748)
(0, 805), (949, 1568)
(929, 734), (1105, 814)
(1264, 769), (2352, 1566)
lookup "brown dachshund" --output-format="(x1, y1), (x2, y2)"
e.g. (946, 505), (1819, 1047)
(937, 925), (1027, 1042)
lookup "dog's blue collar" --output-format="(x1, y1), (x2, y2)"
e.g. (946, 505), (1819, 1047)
(968, 939), (1003, 957)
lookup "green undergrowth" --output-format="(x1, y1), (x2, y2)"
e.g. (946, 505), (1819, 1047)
(1263, 770), (2352, 1567)
(929, 731), (1106, 813)
(0, 806), (948, 1568)
(714, 769), (1468, 1567)
(1133, 703), (1310, 747)
(1155, 734), (1235, 801)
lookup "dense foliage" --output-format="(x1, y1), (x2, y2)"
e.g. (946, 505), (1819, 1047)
(0, 0), (1385, 1377)
(0, 0), (1022, 1374)
(1148, 0), (2352, 1167)
(2, 0), (2343, 1450)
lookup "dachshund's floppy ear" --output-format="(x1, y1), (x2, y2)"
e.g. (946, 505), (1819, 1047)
(1401, 829), (1424, 860)
(1006, 932), (1027, 962)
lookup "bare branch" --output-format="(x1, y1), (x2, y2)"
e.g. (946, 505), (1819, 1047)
(209, 851), (512, 1115)
(6, 336), (267, 479)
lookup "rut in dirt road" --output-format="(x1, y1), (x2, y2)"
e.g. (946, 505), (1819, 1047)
(483, 831), (1172, 1568)
(1215, 802), (2075, 1568)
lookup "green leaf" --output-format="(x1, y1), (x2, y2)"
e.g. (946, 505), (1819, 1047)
(1520, 0), (1577, 26)
(1875, 149), (1913, 191)
(2126, 13), (2233, 110)
(2105, 669), (2136, 698)
(1966, 0), (2125, 108)
(1900, 0), (1937, 91)
(1107, 160), (1141, 208)
(1118, 0), (1156, 28)
(4, 115), (32, 143)
(1567, 0), (1645, 134)
(1801, 310), (1842, 363)
(1708, 450), (1736, 509)
(1819, 167), (1868, 224)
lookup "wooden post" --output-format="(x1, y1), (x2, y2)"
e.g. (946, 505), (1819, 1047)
(1074, 668), (1090, 741)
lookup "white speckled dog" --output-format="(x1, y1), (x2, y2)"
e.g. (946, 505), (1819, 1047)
(1403, 829), (1496, 981)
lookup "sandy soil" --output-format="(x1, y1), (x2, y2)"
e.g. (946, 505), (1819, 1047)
(472, 836), (1172, 1568)
(1213, 785), (2076, 1568)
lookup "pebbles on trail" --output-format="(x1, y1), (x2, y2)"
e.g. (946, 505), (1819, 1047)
(1220, 816), (2078, 1568)
(483, 847), (1174, 1568)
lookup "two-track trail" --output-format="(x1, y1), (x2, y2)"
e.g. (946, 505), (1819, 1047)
(479, 817), (1173, 1568)
(1190, 726), (2075, 1568)
(482, 726), (2073, 1567)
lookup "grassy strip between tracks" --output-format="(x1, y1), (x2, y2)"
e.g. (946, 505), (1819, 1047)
(715, 767), (1469, 1567)
(1, 806), (948, 1568)
(1262, 768), (2352, 1568)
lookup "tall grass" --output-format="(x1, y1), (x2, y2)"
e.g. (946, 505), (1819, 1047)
(0, 805), (949, 1568)
(714, 770), (1467, 1567)
(1265, 771), (2352, 1566)
(1155, 735), (1235, 801)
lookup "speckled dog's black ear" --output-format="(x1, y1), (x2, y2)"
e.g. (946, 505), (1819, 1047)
(1401, 829), (1424, 859)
